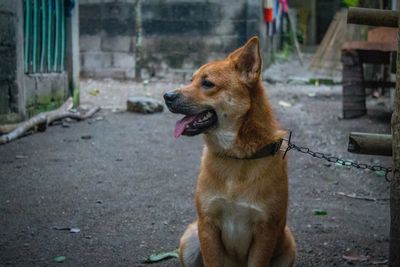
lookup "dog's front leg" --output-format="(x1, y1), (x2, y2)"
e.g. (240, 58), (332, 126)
(198, 217), (224, 267)
(247, 223), (278, 267)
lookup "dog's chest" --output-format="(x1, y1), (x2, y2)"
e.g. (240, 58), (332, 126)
(202, 193), (266, 260)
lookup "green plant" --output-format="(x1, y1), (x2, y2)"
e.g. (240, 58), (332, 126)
(342, 0), (359, 7)
(276, 43), (293, 61)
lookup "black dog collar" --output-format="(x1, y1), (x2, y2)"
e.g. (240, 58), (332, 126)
(227, 139), (283, 160)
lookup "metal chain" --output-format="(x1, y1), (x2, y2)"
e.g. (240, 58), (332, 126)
(283, 132), (394, 182)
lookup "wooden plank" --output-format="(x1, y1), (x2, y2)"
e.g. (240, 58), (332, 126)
(348, 132), (392, 156)
(342, 41), (396, 52)
(348, 7), (397, 28)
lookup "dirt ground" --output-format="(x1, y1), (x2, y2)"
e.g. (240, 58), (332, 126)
(0, 56), (393, 266)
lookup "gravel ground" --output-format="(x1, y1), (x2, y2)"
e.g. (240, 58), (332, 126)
(0, 57), (393, 266)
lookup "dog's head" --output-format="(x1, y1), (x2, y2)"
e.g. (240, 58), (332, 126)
(164, 37), (262, 139)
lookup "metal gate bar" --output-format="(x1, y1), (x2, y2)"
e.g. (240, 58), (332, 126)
(24, 0), (66, 74)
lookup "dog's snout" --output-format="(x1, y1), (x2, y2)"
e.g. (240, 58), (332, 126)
(163, 91), (179, 103)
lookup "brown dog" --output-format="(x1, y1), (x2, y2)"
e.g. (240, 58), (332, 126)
(164, 37), (296, 267)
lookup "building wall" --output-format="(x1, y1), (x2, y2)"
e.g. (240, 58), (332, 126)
(24, 73), (69, 117)
(0, 1), (78, 123)
(79, 0), (266, 79)
(0, 0), (23, 122)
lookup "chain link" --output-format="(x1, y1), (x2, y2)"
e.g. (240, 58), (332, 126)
(283, 132), (394, 182)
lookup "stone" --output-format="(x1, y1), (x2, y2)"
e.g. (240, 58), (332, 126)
(126, 97), (163, 114)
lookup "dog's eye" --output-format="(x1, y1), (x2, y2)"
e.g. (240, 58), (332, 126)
(201, 80), (215, 89)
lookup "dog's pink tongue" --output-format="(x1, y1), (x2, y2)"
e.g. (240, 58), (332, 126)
(175, 115), (197, 138)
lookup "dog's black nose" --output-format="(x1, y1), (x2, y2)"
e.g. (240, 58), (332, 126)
(163, 91), (178, 102)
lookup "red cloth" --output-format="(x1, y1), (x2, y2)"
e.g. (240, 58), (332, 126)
(263, 0), (273, 22)
(264, 8), (273, 22)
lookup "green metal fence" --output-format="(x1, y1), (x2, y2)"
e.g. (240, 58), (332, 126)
(24, 0), (66, 74)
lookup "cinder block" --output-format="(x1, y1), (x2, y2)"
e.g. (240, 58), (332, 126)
(0, 13), (15, 47)
(219, 35), (241, 52)
(0, 48), (16, 80)
(0, 84), (10, 114)
(7, 81), (19, 113)
(102, 35), (132, 52)
(112, 52), (135, 68)
(25, 73), (67, 106)
(89, 68), (126, 79)
(80, 35), (101, 51)
(24, 75), (37, 107)
(125, 69), (134, 80)
(0, 0), (17, 13)
(79, 18), (102, 35)
(204, 36), (224, 51)
(81, 68), (115, 79)
(28, 75), (52, 105)
(103, 2), (132, 20)
(50, 73), (68, 102)
(246, 20), (262, 39)
(79, 4), (102, 35)
(81, 52), (112, 69)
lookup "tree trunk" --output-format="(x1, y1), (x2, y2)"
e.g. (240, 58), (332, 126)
(389, 1), (400, 266)
(134, 0), (143, 81)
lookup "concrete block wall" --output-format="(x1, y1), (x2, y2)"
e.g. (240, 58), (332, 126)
(0, 1), (21, 122)
(79, 0), (265, 80)
(0, 1), (74, 123)
(24, 73), (69, 116)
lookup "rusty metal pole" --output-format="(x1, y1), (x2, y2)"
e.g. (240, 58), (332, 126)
(390, 1), (400, 266)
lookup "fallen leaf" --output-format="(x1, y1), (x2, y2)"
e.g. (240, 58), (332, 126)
(53, 227), (80, 233)
(89, 89), (100, 96)
(143, 249), (179, 264)
(313, 209), (327, 216)
(372, 259), (388, 265)
(69, 228), (80, 233)
(54, 256), (66, 263)
(375, 170), (385, 177)
(342, 254), (370, 262)
(278, 101), (292, 108)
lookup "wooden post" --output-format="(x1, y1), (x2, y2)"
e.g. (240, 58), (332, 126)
(341, 49), (366, 118)
(66, 1), (80, 106)
(348, 132), (392, 156)
(134, 0), (143, 82)
(390, 2), (400, 266)
(348, 7), (397, 27)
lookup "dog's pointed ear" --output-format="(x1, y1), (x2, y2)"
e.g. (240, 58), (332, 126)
(228, 37), (262, 84)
